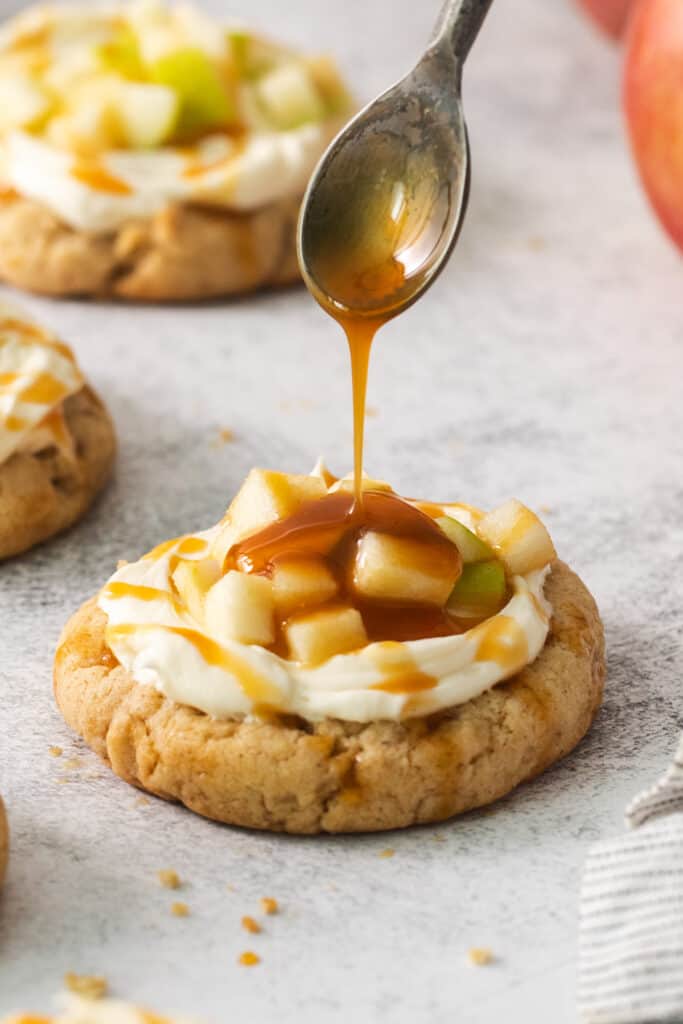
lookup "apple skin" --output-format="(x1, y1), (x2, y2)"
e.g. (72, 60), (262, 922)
(623, 0), (683, 250)
(577, 0), (633, 38)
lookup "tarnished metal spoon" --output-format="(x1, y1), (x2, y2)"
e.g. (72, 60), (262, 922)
(298, 0), (495, 321)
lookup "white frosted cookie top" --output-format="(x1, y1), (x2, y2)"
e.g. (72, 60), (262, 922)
(0, 2), (351, 231)
(0, 303), (84, 466)
(97, 468), (555, 724)
(2, 995), (199, 1024)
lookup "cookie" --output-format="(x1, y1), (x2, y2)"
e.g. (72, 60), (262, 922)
(0, 796), (8, 887)
(0, 386), (116, 560)
(0, 193), (301, 302)
(54, 560), (605, 834)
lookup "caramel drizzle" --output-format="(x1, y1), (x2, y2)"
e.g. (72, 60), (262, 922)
(106, 622), (281, 706)
(70, 161), (132, 196)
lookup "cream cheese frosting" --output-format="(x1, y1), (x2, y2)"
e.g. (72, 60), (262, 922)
(4, 122), (334, 233)
(0, 302), (84, 466)
(97, 496), (552, 724)
(0, 3), (349, 232)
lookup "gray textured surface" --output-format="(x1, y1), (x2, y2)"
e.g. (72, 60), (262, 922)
(1, 0), (682, 1020)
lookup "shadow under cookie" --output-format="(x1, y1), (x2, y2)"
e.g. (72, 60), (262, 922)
(0, 387), (116, 561)
(54, 561), (605, 835)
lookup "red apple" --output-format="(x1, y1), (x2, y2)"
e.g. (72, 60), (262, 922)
(624, 0), (683, 250)
(577, 0), (634, 38)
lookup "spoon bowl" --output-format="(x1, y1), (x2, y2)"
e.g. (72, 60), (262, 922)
(298, 0), (493, 321)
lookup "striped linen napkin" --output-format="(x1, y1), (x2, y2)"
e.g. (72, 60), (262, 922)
(579, 735), (683, 1023)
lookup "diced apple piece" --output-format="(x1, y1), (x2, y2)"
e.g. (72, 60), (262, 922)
(227, 468), (327, 541)
(477, 500), (556, 576)
(436, 516), (494, 564)
(150, 48), (236, 137)
(204, 570), (274, 646)
(172, 556), (221, 622)
(447, 560), (507, 620)
(271, 557), (338, 616)
(227, 30), (284, 79)
(113, 81), (179, 148)
(0, 72), (52, 132)
(46, 93), (121, 155)
(255, 62), (325, 130)
(285, 604), (367, 664)
(96, 24), (145, 79)
(352, 532), (461, 606)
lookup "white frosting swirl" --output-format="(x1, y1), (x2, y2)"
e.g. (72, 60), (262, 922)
(0, 302), (84, 466)
(97, 502), (552, 724)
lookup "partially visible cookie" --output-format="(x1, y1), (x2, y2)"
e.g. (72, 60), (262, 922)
(0, 307), (116, 560)
(1, 995), (200, 1023)
(0, 193), (301, 302)
(0, 796), (8, 887)
(54, 561), (605, 834)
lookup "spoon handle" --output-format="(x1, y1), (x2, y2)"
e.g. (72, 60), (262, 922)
(430, 0), (495, 62)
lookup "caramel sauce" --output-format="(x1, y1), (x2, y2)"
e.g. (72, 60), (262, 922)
(0, 372), (18, 386)
(70, 161), (132, 196)
(182, 129), (248, 180)
(473, 615), (529, 675)
(108, 623), (280, 706)
(105, 582), (171, 603)
(19, 371), (68, 405)
(4, 414), (28, 431)
(0, 316), (74, 360)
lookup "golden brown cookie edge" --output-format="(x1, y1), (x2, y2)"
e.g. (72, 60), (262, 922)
(0, 194), (301, 302)
(53, 560), (605, 834)
(0, 385), (116, 560)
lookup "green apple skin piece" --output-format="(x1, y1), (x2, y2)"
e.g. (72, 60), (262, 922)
(114, 81), (179, 148)
(150, 48), (236, 137)
(436, 516), (494, 564)
(227, 31), (282, 80)
(256, 62), (326, 130)
(447, 560), (507, 620)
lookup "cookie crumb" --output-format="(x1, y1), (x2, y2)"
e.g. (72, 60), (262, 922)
(158, 870), (181, 890)
(366, 405), (379, 418)
(241, 916), (261, 934)
(135, 796), (151, 808)
(63, 758), (82, 770)
(379, 848), (395, 859)
(64, 972), (108, 999)
(49, 746), (63, 757)
(468, 947), (494, 966)
(432, 835), (446, 844)
(170, 902), (189, 917)
(239, 951), (260, 967)
(539, 504), (553, 515)
(226, 884), (236, 893)
(216, 428), (236, 445)
(259, 897), (278, 915)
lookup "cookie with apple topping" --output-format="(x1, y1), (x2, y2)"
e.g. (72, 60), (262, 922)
(0, 1), (352, 301)
(0, 303), (115, 559)
(54, 465), (604, 833)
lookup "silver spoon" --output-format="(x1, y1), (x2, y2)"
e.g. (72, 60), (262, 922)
(297, 0), (495, 321)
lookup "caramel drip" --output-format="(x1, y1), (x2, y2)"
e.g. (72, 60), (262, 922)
(0, 372), (19, 387)
(371, 672), (436, 694)
(4, 414), (28, 431)
(105, 582), (171, 602)
(143, 535), (207, 561)
(182, 130), (248, 180)
(473, 615), (529, 674)
(19, 372), (68, 405)
(0, 316), (75, 360)
(107, 623), (281, 706)
(368, 640), (437, 693)
(70, 161), (132, 195)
